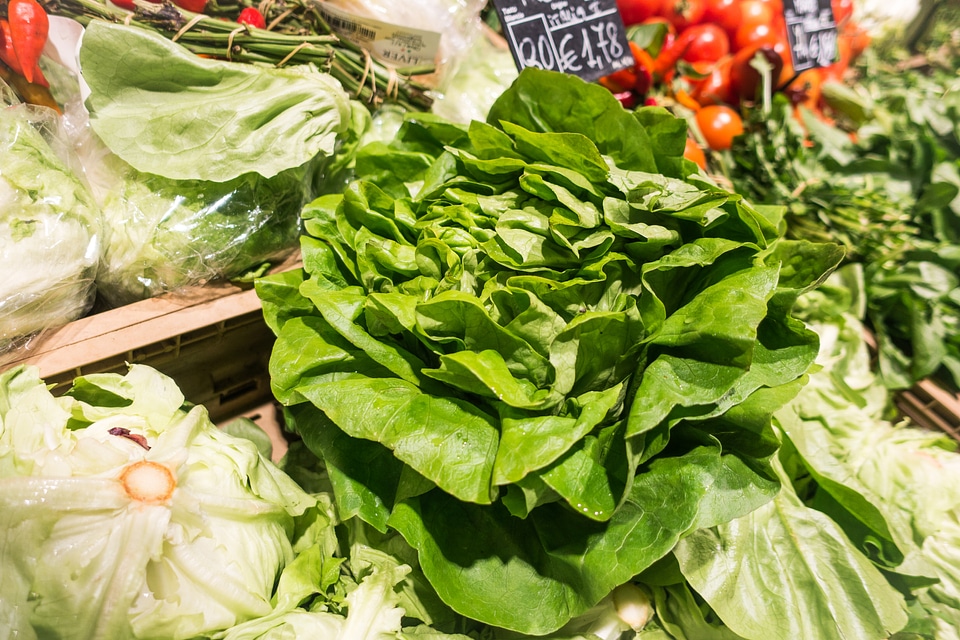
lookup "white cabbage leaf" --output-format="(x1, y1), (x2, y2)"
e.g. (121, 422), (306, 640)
(0, 364), (315, 640)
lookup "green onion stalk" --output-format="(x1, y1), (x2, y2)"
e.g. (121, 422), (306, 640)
(40, 0), (435, 111)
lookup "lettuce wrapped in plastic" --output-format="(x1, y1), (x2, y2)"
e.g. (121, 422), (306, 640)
(0, 105), (101, 354)
(70, 22), (358, 307)
(0, 364), (315, 640)
(93, 156), (310, 307)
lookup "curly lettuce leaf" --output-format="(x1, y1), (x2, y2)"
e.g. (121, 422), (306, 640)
(260, 68), (841, 634)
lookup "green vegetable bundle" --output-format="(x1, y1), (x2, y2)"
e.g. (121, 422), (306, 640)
(258, 68), (842, 634)
(43, 0), (435, 112)
(723, 31), (960, 393)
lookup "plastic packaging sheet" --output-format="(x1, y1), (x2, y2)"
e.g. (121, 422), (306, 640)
(0, 102), (102, 358)
(320, 0), (488, 91)
(63, 101), (309, 309)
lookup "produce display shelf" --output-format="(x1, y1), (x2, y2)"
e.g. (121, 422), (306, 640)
(5, 256), (301, 455)
(863, 328), (960, 442)
(895, 379), (960, 443)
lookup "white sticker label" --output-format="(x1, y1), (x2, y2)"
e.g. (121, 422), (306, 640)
(317, 2), (442, 69)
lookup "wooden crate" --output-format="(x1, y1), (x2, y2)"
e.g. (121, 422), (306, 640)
(3, 262), (300, 460)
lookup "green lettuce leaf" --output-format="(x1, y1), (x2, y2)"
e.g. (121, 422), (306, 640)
(259, 67), (840, 634)
(79, 21), (351, 182)
(673, 458), (909, 640)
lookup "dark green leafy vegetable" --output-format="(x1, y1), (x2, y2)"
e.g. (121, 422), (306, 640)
(258, 67), (841, 634)
(722, 37), (960, 392)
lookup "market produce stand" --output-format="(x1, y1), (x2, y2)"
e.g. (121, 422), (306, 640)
(6, 280), (268, 416)
(5, 252), (300, 427)
(5, 0), (960, 637)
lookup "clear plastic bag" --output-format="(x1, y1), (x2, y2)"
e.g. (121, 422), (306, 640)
(320, 0), (488, 91)
(65, 103), (310, 308)
(0, 103), (102, 357)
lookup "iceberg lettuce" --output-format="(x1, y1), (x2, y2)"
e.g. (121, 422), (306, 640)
(0, 364), (315, 640)
(0, 105), (101, 355)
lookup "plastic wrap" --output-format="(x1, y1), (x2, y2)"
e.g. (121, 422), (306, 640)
(94, 161), (307, 308)
(0, 103), (102, 357)
(319, 0), (488, 91)
(64, 104), (310, 308)
(429, 24), (518, 124)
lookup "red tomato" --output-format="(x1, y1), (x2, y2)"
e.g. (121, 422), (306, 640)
(677, 23), (730, 63)
(684, 137), (708, 170)
(689, 54), (735, 105)
(738, 0), (775, 26)
(618, 0), (662, 25)
(695, 104), (743, 150)
(237, 7), (267, 28)
(642, 15), (678, 35)
(755, 0), (784, 14)
(733, 20), (778, 51)
(659, 0), (706, 32)
(172, 0), (208, 12)
(702, 0), (742, 38)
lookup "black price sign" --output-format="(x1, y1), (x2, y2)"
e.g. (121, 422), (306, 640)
(782, 0), (838, 72)
(491, 0), (633, 83)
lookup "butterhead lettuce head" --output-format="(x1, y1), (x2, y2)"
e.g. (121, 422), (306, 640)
(0, 364), (314, 640)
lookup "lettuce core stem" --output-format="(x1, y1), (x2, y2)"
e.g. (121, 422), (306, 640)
(119, 461), (176, 503)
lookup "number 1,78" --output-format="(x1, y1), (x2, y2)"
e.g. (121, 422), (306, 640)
(512, 18), (627, 75)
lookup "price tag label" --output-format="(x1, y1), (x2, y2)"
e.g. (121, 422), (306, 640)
(491, 0), (633, 83)
(782, 0), (838, 72)
(317, 2), (441, 69)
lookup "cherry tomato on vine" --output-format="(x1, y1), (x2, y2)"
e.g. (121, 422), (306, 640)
(677, 23), (730, 63)
(695, 104), (744, 150)
(617, 0), (662, 25)
(659, 0), (706, 32)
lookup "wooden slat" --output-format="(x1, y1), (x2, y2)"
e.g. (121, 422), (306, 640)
(6, 284), (263, 379)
